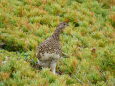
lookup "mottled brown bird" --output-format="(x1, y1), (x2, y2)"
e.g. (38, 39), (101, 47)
(36, 22), (68, 74)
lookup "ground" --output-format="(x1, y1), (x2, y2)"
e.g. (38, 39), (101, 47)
(0, 0), (115, 86)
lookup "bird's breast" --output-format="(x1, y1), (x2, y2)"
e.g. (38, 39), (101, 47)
(40, 52), (60, 61)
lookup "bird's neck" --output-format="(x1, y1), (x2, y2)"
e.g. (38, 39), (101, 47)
(52, 27), (63, 40)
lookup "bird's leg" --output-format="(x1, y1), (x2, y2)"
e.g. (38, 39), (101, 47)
(50, 61), (56, 74)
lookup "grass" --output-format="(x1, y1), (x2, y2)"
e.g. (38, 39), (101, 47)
(0, 0), (115, 86)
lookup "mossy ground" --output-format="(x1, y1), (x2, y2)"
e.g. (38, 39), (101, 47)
(0, 0), (115, 86)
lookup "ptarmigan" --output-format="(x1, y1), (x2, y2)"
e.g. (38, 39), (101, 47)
(36, 22), (68, 74)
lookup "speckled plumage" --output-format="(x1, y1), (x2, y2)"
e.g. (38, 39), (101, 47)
(36, 37), (61, 60)
(36, 22), (68, 74)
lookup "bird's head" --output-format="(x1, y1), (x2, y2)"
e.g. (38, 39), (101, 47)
(57, 22), (69, 29)
(52, 21), (69, 40)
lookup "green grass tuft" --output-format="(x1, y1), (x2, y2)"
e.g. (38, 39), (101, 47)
(0, 0), (114, 86)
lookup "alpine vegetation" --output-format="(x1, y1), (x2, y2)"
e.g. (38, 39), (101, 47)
(0, 0), (115, 86)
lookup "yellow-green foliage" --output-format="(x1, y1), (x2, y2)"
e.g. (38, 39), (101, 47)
(0, 0), (115, 86)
